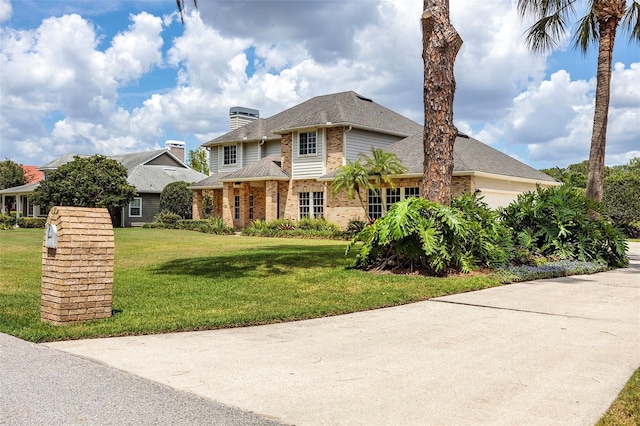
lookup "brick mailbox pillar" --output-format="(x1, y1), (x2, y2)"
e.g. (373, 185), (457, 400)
(41, 207), (114, 325)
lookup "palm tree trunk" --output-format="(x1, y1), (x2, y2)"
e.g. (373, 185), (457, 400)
(586, 0), (625, 218)
(421, 0), (462, 205)
(586, 21), (616, 206)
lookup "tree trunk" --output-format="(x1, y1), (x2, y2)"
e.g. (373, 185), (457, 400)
(585, 0), (625, 218)
(421, 0), (462, 205)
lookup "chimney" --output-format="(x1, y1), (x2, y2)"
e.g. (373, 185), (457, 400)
(165, 140), (186, 163)
(229, 106), (259, 131)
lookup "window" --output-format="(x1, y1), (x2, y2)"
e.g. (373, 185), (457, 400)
(224, 145), (237, 165)
(249, 195), (254, 220)
(313, 192), (324, 218)
(299, 131), (317, 156)
(368, 190), (383, 220)
(368, 187), (420, 219)
(386, 188), (401, 207)
(129, 197), (142, 217)
(234, 195), (240, 220)
(299, 192), (310, 218)
(298, 191), (324, 219)
(405, 187), (420, 198)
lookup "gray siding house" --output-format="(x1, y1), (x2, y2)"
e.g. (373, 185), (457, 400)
(1, 146), (206, 227)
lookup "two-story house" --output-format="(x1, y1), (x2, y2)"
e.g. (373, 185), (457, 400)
(190, 91), (558, 229)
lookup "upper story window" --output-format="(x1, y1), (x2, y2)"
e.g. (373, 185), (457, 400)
(223, 145), (237, 165)
(299, 131), (317, 156)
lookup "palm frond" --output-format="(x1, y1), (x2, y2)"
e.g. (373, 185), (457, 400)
(572, 10), (598, 53)
(622, 1), (640, 44)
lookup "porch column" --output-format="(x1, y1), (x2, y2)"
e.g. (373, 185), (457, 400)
(265, 181), (278, 222)
(222, 182), (233, 227)
(192, 190), (202, 220)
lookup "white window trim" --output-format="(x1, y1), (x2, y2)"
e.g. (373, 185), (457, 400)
(368, 187), (419, 218)
(298, 191), (324, 219)
(297, 130), (320, 157)
(129, 197), (142, 218)
(223, 144), (238, 166)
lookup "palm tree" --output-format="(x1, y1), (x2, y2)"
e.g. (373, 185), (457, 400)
(361, 147), (407, 212)
(331, 159), (372, 221)
(175, 0), (197, 23)
(517, 0), (640, 212)
(421, 0), (463, 205)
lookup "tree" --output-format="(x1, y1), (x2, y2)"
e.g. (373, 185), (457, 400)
(541, 160), (590, 188)
(331, 159), (372, 221)
(188, 147), (209, 175)
(362, 147), (407, 212)
(0, 159), (27, 190)
(160, 181), (193, 219)
(30, 155), (136, 225)
(421, 0), (463, 205)
(517, 0), (640, 212)
(331, 149), (406, 222)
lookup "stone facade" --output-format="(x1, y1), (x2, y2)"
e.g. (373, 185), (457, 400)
(451, 175), (475, 197)
(41, 207), (114, 325)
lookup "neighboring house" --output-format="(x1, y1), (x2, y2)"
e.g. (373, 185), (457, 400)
(0, 144), (206, 227)
(0, 165), (46, 216)
(190, 91), (559, 229)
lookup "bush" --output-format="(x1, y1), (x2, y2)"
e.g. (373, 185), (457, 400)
(16, 217), (47, 228)
(604, 172), (640, 237)
(500, 185), (628, 268)
(159, 181), (193, 219)
(242, 218), (346, 239)
(347, 195), (511, 275)
(144, 215), (234, 234)
(153, 210), (181, 225)
(202, 192), (214, 219)
(0, 214), (15, 230)
(345, 219), (367, 238)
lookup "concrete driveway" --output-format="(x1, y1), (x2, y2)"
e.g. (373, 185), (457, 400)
(46, 243), (640, 425)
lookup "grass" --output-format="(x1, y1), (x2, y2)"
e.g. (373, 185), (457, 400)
(597, 366), (640, 425)
(0, 228), (502, 343)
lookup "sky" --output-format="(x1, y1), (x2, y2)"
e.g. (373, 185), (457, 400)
(0, 0), (638, 171)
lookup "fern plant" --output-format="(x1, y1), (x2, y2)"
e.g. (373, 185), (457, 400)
(501, 185), (628, 267)
(347, 194), (511, 275)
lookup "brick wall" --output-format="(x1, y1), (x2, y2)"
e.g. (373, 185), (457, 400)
(41, 207), (114, 325)
(325, 127), (344, 173)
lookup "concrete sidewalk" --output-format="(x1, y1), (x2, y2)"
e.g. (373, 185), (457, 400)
(44, 242), (640, 425)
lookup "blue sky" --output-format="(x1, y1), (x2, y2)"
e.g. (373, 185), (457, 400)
(1, 0), (638, 170)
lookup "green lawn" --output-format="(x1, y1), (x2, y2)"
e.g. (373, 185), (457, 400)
(597, 366), (640, 425)
(0, 228), (501, 343)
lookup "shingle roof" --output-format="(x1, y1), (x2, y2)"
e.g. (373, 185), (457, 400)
(109, 150), (170, 171)
(188, 172), (229, 189)
(218, 155), (290, 181)
(0, 182), (41, 195)
(205, 91), (422, 146)
(38, 154), (89, 171)
(384, 132), (558, 182)
(33, 150), (205, 194)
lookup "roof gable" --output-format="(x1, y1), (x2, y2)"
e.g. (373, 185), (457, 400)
(205, 91), (422, 146)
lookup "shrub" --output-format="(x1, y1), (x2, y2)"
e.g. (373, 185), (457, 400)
(0, 214), (15, 230)
(297, 217), (341, 233)
(451, 191), (513, 269)
(16, 217), (47, 228)
(159, 181), (193, 219)
(153, 210), (181, 225)
(242, 218), (345, 239)
(345, 219), (367, 238)
(500, 185), (628, 268)
(202, 192), (214, 219)
(347, 195), (511, 275)
(176, 217), (234, 235)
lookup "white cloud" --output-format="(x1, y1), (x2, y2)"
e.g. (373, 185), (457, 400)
(0, 0), (12, 22)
